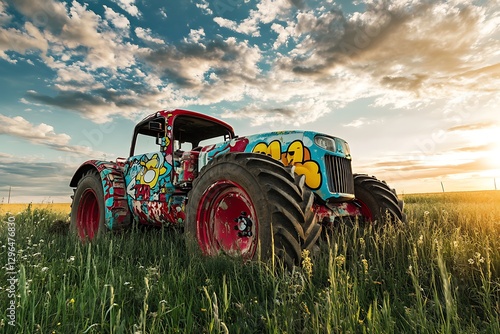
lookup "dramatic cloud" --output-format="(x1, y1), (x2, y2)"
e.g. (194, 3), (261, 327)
(273, 1), (500, 110)
(2, 0), (498, 128)
(104, 5), (130, 30)
(0, 114), (108, 157)
(0, 22), (48, 62)
(138, 36), (262, 99)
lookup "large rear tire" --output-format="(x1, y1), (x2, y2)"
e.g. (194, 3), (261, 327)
(353, 174), (404, 224)
(70, 170), (106, 241)
(185, 153), (321, 267)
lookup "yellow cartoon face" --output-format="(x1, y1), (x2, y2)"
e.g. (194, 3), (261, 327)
(136, 154), (167, 187)
(286, 141), (304, 164)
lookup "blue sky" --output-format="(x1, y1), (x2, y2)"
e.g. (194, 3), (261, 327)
(0, 0), (499, 202)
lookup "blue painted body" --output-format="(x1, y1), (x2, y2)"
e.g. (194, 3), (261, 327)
(198, 130), (353, 202)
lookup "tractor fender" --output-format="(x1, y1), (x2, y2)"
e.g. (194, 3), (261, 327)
(70, 160), (131, 230)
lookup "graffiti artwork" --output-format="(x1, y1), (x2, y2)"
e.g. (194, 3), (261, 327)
(123, 151), (181, 225)
(252, 139), (322, 189)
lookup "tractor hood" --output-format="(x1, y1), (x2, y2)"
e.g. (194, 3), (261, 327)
(198, 130), (355, 202)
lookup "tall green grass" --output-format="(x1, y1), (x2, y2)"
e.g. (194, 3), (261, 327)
(1, 192), (499, 333)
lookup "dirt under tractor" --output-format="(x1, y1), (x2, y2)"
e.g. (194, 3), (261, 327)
(70, 109), (404, 266)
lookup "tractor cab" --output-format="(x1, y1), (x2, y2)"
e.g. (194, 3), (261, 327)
(122, 109), (234, 225)
(168, 112), (234, 188)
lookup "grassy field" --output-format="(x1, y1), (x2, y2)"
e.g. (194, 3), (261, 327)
(1, 191), (500, 333)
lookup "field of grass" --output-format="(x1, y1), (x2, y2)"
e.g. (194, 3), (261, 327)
(1, 191), (499, 333)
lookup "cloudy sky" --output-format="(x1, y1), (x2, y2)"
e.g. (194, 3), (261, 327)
(1, 0), (499, 202)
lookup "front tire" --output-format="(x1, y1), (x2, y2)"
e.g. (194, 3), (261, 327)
(70, 170), (106, 241)
(353, 174), (404, 224)
(185, 153), (321, 267)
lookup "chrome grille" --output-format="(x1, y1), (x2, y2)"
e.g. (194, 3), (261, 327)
(325, 155), (354, 195)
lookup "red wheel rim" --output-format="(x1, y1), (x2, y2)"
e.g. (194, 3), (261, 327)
(196, 180), (258, 259)
(77, 188), (100, 240)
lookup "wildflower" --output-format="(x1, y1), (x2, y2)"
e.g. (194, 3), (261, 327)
(41, 267), (49, 272)
(359, 238), (365, 247)
(474, 252), (485, 264)
(67, 256), (75, 263)
(468, 258), (474, 265)
(417, 235), (424, 246)
(335, 255), (346, 267)
(361, 259), (369, 275)
(301, 249), (313, 279)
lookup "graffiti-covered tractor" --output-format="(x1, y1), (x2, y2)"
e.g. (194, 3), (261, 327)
(70, 109), (404, 266)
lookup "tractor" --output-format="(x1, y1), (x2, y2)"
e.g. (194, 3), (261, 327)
(70, 109), (404, 267)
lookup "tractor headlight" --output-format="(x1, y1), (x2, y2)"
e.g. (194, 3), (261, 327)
(342, 141), (351, 156)
(314, 135), (336, 152)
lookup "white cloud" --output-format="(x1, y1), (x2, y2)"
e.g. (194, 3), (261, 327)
(213, 17), (239, 32)
(343, 118), (383, 128)
(135, 27), (164, 44)
(343, 118), (366, 128)
(185, 28), (205, 43)
(104, 5), (130, 30)
(271, 22), (294, 49)
(196, 0), (213, 15)
(214, 0), (295, 36)
(0, 114), (71, 146)
(0, 22), (48, 62)
(53, 63), (104, 91)
(0, 114), (107, 157)
(113, 0), (140, 17)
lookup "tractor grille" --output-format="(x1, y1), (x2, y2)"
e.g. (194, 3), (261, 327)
(325, 155), (355, 195)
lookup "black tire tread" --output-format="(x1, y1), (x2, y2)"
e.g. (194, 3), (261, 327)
(354, 173), (404, 223)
